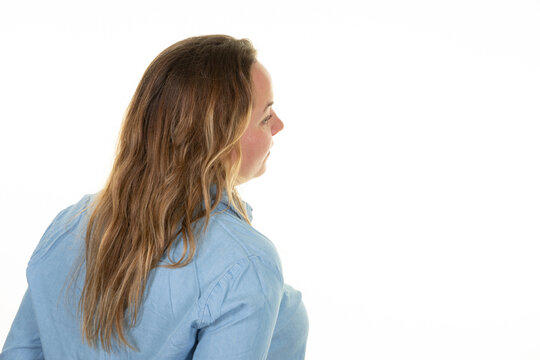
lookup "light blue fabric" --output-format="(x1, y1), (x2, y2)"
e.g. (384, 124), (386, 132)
(1, 193), (308, 359)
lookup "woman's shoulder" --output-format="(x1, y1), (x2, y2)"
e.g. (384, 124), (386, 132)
(27, 194), (94, 268)
(178, 206), (282, 302)
(198, 207), (282, 271)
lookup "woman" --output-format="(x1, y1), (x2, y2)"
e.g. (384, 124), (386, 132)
(2, 35), (308, 359)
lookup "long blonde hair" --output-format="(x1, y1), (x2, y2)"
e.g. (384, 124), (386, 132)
(79, 35), (257, 351)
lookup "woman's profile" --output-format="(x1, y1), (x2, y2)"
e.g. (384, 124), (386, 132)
(1, 35), (308, 359)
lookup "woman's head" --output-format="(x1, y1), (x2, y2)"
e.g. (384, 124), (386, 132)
(121, 34), (257, 194)
(80, 35), (280, 352)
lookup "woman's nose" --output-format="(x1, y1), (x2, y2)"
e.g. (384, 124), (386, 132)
(271, 113), (284, 136)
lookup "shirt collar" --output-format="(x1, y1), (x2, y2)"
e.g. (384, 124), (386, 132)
(210, 185), (253, 222)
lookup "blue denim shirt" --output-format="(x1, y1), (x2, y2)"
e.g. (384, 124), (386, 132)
(1, 193), (308, 359)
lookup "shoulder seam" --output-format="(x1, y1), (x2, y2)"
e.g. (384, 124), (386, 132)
(198, 254), (283, 328)
(198, 257), (250, 326)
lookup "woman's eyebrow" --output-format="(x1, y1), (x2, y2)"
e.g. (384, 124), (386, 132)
(263, 101), (274, 113)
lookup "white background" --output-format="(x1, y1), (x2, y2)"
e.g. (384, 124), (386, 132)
(1, 0), (539, 358)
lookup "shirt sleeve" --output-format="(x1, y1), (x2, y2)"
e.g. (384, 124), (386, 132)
(193, 255), (284, 360)
(1, 288), (44, 359)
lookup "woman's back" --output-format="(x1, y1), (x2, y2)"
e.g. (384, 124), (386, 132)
(3, 193), (308, 359)
(1, 35), (308, 359)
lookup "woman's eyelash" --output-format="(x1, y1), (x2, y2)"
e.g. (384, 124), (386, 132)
(262, 114), (273, 124)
